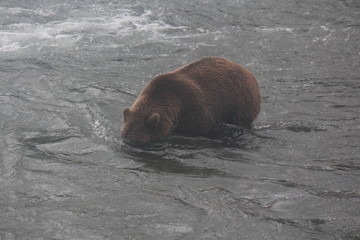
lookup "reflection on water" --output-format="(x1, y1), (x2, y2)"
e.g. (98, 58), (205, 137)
(1, 0), (359, 239)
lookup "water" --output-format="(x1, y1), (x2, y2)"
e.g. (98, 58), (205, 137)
(1, 0), (359, 239)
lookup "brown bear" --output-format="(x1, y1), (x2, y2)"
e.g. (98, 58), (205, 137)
(121, 57), (260, 146)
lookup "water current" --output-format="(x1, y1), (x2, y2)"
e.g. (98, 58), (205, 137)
(1, 0), (359, 239)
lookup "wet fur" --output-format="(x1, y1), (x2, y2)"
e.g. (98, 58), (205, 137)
(121, 57), (261, 146)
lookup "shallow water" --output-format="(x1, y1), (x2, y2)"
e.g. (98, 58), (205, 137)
(1, 0), (359, 239)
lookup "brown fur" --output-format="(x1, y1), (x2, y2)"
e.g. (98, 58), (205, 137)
(121, 57), (261, 146)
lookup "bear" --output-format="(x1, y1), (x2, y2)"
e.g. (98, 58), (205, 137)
(121, 57), (261, 147)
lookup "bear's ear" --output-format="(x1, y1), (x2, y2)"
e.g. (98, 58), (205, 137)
(146, 113), (161, 128)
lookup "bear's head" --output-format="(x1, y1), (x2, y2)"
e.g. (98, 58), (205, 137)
(121, 108), (171, 147)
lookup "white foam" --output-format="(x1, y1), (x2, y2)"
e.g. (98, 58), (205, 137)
(0, 41), (23, 52)
(3, 7), (54, 17)
(152, 223), (193, 233)
(255, 27), (294, 33)
(0, 9), (187, 52)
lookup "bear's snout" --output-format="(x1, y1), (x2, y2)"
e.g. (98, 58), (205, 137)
(121, 126), (152, 148)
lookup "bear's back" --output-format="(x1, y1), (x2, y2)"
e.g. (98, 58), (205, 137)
(141, 57), (260, 130)
(172, 57), (257, 97)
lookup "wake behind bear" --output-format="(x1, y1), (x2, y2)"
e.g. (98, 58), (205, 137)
(121, 57), (261, 147)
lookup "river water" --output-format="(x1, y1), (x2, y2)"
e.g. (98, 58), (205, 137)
(1, 0), (359, 239)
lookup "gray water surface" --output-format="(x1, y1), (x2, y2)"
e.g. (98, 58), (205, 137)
(1, 0), (359, 239)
